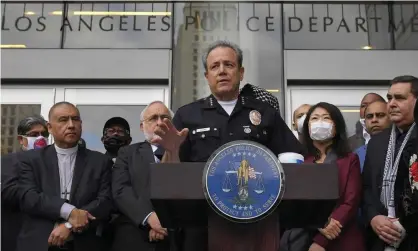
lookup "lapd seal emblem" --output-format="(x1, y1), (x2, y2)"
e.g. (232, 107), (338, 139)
(203, 140), (285, 223)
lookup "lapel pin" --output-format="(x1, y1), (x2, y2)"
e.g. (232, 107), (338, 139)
(243, 126), (251, 134)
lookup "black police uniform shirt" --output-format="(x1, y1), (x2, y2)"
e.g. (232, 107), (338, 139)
(172, 95), (304, 162)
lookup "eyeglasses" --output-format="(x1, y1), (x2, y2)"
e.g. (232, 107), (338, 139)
(104, 128), (128, 136)
(142, 114), (171, 123)
(22, 131), (49, 138)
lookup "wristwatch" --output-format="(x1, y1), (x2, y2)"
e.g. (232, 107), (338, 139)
(64, 222), (73, 229)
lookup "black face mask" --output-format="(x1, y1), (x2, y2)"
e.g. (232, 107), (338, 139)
(103, 135), (130, 155)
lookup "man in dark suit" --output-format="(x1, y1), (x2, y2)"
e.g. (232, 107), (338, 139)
(2, 152), (23, 251)
(1, 115), (49, 251)
(17, 101), (113, 251)
(362, 75), (418, 251)
(112, 101), (173, 251)
(348, 92), (386, 151)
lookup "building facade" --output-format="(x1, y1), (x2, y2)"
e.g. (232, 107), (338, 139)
(1, 1), (418, 154)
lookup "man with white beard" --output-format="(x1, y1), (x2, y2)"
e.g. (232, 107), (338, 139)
(111, 101), (174, 251)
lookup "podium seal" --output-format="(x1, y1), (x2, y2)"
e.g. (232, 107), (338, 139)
(203, 140), (285, 223)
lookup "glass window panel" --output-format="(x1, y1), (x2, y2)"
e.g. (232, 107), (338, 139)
(1, 3), (63, 48)
(172, 3), (284, 114)
(63, 3), (172, 48)
(393, 3), (418, 50)
(8, 137), (14, 146)
(338, 106), (360, 137)
(76, 105), (146, 153)
(365, 4), (393, 50)
(0, 104), (41, 156)
(283, 3), (391, 49)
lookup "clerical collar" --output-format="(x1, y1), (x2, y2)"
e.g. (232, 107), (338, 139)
(55, 144), (78, 155)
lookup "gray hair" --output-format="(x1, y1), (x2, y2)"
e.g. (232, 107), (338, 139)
(202, 40), (243, 71)
(140, 101), (174, 122)
(17, 115), (48, 135)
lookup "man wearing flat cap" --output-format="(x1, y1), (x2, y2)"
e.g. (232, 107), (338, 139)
(102, 117), (132, 162)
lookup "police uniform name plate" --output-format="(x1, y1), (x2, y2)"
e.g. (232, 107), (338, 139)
(203, 140), (285, 223)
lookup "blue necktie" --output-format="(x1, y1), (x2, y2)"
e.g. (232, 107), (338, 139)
(154, 147), (164, 161)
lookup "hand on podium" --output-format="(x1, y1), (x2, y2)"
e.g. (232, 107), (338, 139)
(147, 212), (168, 242)
(151, 118), (188, 153)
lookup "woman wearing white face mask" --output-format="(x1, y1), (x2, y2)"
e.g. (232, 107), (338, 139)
(300, 102), (365, 251)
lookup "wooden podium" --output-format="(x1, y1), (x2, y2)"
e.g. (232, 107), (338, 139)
(150, 163), (339, 251)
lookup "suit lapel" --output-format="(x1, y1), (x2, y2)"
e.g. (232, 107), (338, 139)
(138, 142), (155, 165)
(70, 148), (87, 200)
(44, 146), (61, 196)
(129, 142), (155, 194)
(130, 142), (154, 178)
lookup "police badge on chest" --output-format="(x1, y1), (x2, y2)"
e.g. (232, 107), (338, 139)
(249, 110), (262, 126)
(243, 110), (262, 134)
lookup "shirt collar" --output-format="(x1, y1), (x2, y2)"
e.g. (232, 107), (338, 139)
(363, 128), (371, 144)
(151, 144), (158, 152)
(203, 94), (245, 108)
(55, 144), (78, 155)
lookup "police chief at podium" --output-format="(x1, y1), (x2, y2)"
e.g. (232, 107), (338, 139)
(151, 40), (304, 250)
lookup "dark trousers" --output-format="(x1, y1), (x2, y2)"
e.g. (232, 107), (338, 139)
(112, 223), (171, 251)
(48, 241), (74, 251)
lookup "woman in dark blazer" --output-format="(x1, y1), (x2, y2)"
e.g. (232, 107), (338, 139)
(301, 102), (366, 251)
